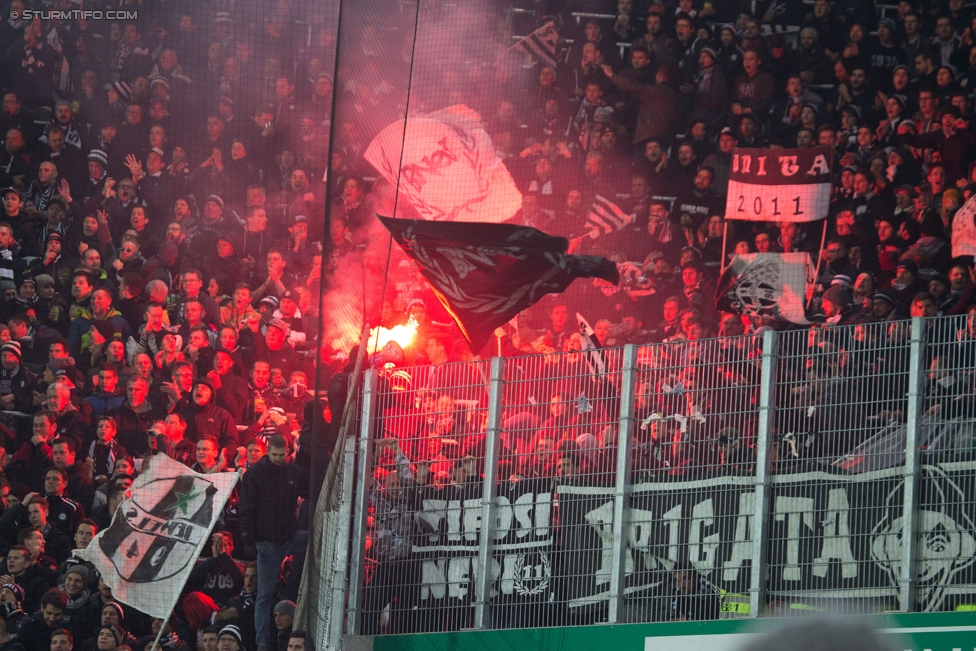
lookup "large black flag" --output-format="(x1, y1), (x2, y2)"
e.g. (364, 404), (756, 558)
(379, 216), (620, 349)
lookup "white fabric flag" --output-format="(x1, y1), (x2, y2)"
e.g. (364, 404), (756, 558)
(76, 454), (239, 618)
(952, 193), (976, 257)
(364, 105), (522, 223)
(715, 252), (814, 325)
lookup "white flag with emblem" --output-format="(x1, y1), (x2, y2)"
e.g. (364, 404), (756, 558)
(364, 104), (523, 223)
(76, 454), (239, 618)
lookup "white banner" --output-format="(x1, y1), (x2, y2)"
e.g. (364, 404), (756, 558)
(952, 193), (976, 258)
(77, 454), (239, 618)
(716, 252), (814, 325)
(364, 105), (522, 223)
(724, 146), (832, 223)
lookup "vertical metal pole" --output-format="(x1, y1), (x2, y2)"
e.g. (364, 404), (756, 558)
(608, 345), (638, 623)
(901, 316), (926, 612)
(328, 434), (358, 650)
(750, 329), (778, 618)
(473, 357), (505, 629)
(345, 369), (378, 635)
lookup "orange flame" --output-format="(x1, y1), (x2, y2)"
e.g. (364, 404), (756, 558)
(367, 318), (419, 354)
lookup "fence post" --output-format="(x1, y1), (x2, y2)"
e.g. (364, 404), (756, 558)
(344, 368), (378, 636)
(608, 344), (638, 624)
(901, 316), (926, 612)
(473, 357), (505, 629)
(750, 329), (778, 618)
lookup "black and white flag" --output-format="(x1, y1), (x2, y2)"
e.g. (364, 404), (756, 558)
(576, 312), (608, 379)
(725, 146), (832, 223)
(715, 253), (814, 325)
(585, 195), (633, 239)
(510, 21), (561, 69)
(77, 455), (239, 618)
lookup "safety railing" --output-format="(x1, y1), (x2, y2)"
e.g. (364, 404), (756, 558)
(340, 314), (976, 636)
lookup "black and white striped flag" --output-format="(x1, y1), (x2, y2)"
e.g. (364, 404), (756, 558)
(585, 195), (633, 239)
(510, 21), (561, 70)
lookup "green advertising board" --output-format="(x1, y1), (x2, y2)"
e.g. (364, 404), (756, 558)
(360, 612), (976, 651)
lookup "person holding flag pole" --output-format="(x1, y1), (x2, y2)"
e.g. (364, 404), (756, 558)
(74, 454), (240, 651)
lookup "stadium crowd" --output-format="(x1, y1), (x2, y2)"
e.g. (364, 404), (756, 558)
(1, 0), (329, 648)
(348, 0), (976, 635)
(4, 0), (976, 643)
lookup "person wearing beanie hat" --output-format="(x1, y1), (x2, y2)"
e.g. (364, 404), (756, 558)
(219, 625), (244, 651)
(891, 257), (926, 317)
(273, 600), (295, 648)
(179, 374), (238, 467)
(61, 564), (97, 641)
(97, 624), (125, 649)
(0, 339), (35, 412)
(821, 285), (853, 324)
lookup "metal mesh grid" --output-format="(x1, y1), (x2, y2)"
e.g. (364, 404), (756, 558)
(765, 320), (915, 616)
(358, 359), (492, 634)
(913, 315), (976, 614)
(346, 315), (976, 634)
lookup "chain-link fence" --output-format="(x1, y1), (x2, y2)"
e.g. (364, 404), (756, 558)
(335, 314), (976, 637)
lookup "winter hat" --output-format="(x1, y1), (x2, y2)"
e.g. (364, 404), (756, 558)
(214, 11), (231, 24)
(878, 17), (897, 33)
(194, 376), (215, 391)
(19, 277), (35, 287)
(1, 584), (25, 603)
(145, 279), (169, 303)
(822, 285), (851, 310)
(0, 341), (22, 361)
(34, 274), (55, 288)
(148, 75), (170, 90)
(274, 600), (296, 616)
(66, 564), (91, 585)
(700, 47), (717, 60)
(88, 149), (109, 167)
(46, 231), (62, 243)
(99, 625), (124, 647)
(103, 601), (125, 624)
(896, 258), (919, 277)
(259, 296), (279, 309)
(111, 81), (131, 100)
(204, 194), (224, 210)
(218, 625), (243, 647)
(872, 292), (896, 306)
(0, 280), (15, 293)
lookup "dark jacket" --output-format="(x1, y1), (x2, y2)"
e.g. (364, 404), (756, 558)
(187, 553), (245, 606)
(608, 73), (683, 145)
(238, 456), (308, 546)
(110, 401), (165, 458)
(179, 401), (239, 461)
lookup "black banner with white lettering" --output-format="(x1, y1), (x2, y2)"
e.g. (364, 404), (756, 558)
(411, 478), (555, 613)
(389, 463), (976, 619)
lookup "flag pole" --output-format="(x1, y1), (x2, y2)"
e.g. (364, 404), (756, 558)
(806, 219), (829, 309)
(719, 220), (729, 275)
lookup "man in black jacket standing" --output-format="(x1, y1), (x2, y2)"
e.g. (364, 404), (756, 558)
(238, 435), (307, 651)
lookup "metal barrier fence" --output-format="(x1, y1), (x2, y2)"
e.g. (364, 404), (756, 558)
(338, 314), (976, 637)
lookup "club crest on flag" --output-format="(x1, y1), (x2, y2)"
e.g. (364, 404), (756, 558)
(98, 474), (217, 583)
